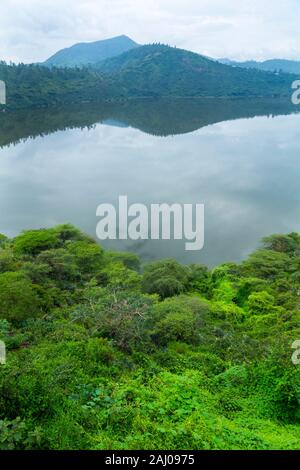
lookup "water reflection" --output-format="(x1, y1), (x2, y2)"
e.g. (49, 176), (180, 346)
(0, 97), (299, 147)
(0, 99), (300, 266)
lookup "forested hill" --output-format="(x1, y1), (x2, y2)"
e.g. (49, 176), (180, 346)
(0, 44), (297, 110)
(95, 44), (296, 98)
(219, 58), (300, 75)
(0, 62), (122, 109)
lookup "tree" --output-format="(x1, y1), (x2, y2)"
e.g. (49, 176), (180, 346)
(142, 259), (189, 299)
(262, 233), (300, 255)
(150, 296), (208, 346)
(188, 264), (212, 296)
(0, 272), (41, 322)
(0, 234), (7, 248)
(66, 241), (104, 276)
(248, 291), (277, 316)
(13, 229), (60, 256)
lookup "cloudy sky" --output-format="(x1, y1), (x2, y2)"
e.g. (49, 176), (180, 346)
(1, 0), (300, 63)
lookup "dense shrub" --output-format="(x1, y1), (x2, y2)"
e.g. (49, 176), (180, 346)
(142, 259), (189, 298)
(0, 225), (299, 449)
(0, 272), (41, 322)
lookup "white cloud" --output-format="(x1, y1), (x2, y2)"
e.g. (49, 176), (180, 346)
(1, 0), (300, 63)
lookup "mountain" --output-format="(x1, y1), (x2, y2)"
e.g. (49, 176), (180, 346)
(95, 44), (296, 98)
(219, 58), (300, 75)
(44, 35), (140, 67)
(1, 44), (297, 111)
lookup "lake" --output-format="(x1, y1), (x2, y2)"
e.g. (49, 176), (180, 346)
(1, 98), (300, 266)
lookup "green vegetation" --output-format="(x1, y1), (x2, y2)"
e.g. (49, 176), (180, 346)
(0, 44), (297, 111)
(0, 225), (299, 450)
(0, 61), (122, 110)
(96, 44), (296, 98)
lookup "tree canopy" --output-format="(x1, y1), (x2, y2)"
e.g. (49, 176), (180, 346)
(0, 226), (299, 449)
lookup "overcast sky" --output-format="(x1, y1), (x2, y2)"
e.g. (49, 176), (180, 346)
(1, 0), (300, 63)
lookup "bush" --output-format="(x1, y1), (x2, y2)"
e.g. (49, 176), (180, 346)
(0, 417), (44, 450)
(248, 291), (277, 316)
(150, 296), (208, 346)
(1, 224), (300, 449)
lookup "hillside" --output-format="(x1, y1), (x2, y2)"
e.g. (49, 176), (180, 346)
(1, 44), (298, 111)
(219, 58), (300, 75)
(0, 225), (300, 449)
(44, 35), (140, 68)
(96, 44), (296, 98)
(0, 61), (123, 109)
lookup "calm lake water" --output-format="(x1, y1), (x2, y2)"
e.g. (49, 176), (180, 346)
(1, 98), (300, 266)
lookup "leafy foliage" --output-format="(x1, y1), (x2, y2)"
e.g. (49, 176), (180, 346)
(0, 226), (300, 449)
(0, 61), (121, 110)
(96, 44), (295, 98)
